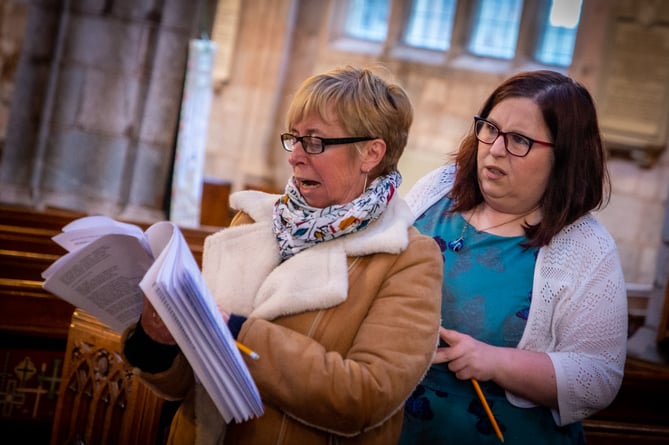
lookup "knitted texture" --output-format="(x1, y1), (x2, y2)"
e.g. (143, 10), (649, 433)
(406, 164), (628, 425)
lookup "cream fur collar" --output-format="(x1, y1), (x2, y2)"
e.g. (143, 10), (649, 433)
(201, 190), (414, 320)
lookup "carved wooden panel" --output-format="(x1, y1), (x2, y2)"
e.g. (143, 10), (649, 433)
(50, 310), (164, 445)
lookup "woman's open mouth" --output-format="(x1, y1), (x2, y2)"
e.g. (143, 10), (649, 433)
(296, 178), (320, 189)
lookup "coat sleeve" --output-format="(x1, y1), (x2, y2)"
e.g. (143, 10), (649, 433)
(237, 229), (443, 436)
(121, 325), (196, 401)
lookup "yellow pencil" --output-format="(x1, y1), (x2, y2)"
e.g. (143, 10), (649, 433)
(471, 378), (504, 442)
(235, 340), (260, 360)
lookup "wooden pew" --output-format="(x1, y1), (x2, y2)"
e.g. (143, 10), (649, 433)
(583, 357), (669, 444)
(0, 206), (82, 442)
(0, 278), (73, 339)
(0, 204), (221, 341)
(0, 204), (221, 444)
(0, 224), (68, 254)
(0, 207), (81, 340)
(0, 204), (86, 229)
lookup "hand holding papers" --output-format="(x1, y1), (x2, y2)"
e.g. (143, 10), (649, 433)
(42, 216), (263, 423)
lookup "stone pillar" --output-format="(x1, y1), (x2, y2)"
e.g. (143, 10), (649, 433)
(0, 0), (204, 222)
(204, 0), (295, 192)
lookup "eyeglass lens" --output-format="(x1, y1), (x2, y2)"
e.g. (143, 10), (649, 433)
(281, 134), (323, 153)
(475, 119), (532, 156)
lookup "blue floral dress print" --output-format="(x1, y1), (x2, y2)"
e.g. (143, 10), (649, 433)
(399, 198), (585, 445)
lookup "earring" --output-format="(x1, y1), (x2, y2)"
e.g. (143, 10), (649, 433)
(362, 171), (368, 193)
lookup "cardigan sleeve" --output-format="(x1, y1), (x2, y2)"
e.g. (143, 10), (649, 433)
(404, 164), (455, 219)
(507, 215), (628, 425)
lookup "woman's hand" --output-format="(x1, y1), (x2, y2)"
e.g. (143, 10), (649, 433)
(433, 326), (558, 407)
(433, 327), (497, 381)
(218, 304), (230, 323)
(139, 298), (230, 346)
(140, 296), (177, 345)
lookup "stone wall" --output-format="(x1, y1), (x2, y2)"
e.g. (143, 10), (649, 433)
(202, 0), (669, 291)
(0, 0), (204, 221)
(0, 0), (27, 158)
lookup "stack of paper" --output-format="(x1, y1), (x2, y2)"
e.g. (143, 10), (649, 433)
(42, 216), (263, 423)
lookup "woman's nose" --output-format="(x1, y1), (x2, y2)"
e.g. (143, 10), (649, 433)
(287, 143), (306, 165)
(489, 134), (508, 157)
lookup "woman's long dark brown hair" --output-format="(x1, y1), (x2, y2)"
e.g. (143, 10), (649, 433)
(449, 70), (611, 248)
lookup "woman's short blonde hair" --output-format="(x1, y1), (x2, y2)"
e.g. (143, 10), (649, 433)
(286, 65), (413, 177)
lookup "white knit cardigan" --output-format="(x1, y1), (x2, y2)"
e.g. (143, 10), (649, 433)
(405, 164), (628, 426)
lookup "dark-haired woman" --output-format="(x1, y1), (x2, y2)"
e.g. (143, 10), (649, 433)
(399, 70), (627, 445)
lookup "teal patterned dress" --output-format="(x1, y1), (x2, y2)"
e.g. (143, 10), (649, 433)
(399, 198), (585, 445)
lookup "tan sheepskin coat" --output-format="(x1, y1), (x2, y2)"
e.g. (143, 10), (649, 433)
(128, 190), (443, 445)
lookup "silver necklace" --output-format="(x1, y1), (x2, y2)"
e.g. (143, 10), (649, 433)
(447, 206), (534, 252)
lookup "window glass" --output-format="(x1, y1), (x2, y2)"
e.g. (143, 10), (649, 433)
(535, 0), (582, 66)
(404, 0), (457, 51)
(344, 0), (390, 41)
(468, 0), (523, 59)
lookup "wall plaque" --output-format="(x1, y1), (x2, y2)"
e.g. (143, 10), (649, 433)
(598, 20), (669, 166)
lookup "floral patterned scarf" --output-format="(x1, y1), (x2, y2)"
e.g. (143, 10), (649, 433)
(272, 171), (401, 260)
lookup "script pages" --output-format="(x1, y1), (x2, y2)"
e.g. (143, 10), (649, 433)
(41, 216), (264, 423)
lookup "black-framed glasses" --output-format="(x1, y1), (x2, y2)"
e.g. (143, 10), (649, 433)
(280, 133), (376, 154)
(473, 116), (554, 157)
